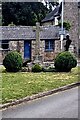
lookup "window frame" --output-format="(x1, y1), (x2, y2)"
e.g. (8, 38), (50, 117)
(1, 40), (9, 50)
(45, 40), (55, 52)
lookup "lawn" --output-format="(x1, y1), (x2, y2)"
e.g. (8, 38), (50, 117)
(0, 66), (79, 104)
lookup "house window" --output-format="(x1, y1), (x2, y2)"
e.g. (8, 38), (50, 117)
(45, 40), (54, 51)
(1, 40), (9, 50)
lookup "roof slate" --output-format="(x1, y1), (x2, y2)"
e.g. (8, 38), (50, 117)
(1, 26), (61, 40)
(41, 3), (62, 23)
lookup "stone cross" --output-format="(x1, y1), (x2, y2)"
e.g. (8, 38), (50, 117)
(33, 22), (42, 63)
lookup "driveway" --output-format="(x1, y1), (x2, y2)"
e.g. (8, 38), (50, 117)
(2, 87), (78, 118)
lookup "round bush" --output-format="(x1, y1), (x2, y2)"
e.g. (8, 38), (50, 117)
(54, 51), (77, 72)
(32, 64), (42, 72)
(3, 51), (23, 72)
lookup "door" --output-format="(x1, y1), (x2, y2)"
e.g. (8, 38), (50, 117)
(24, 41), (31, 60)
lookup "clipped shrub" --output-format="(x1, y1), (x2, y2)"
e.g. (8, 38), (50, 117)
(3, 51), (23, 72)
(54, 51), (77, 72)
(32, 64), (42, 72)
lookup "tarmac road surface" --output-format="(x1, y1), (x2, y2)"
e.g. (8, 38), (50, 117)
(2, 87), (78, 118)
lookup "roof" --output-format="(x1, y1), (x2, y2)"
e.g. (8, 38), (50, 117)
(1, 26), (62, 40)
(41, 3), (62, 23)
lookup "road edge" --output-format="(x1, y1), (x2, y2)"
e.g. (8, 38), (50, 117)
(1, 82), (80, 109)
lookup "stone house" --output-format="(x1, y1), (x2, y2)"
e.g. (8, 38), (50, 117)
(41, 3), (62, 26)
(0, 2), (79, 64)
(1, 25), (66, 64)
(42, 2), (80, 56)
(0, 3), (66, 64)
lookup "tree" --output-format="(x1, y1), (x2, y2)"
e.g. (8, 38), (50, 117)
(58, 21), (71, 31)
(2, 2), (49, 26)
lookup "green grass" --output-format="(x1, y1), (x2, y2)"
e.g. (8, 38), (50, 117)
(0, 66), (79, 104)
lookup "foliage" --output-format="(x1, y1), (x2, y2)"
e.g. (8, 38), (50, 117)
(58, 21), (71, 31)
(2, 2), (49, 26)
(32, 64), (42, 72)
(54, 51), (77, 72)
(3, 51), (23, 72)
(8, 22), (15, 26)
(1, 66), (78, 103)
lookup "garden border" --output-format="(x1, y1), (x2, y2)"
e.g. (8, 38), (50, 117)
(1, 82), (80, 109)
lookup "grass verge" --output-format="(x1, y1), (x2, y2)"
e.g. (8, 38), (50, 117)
(0, 66), (79, 104)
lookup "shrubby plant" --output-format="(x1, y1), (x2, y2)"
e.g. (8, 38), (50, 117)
(3, 51), (23, 72)
(58, 21), (71, 31)
(32, 64), (42, 72)
(54, 51), (77, 72)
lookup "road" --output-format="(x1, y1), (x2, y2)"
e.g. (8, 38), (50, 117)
(2, 87), (78, 118)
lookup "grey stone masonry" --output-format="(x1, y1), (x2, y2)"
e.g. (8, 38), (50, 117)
(1, 25), (69, 63)
(31, 40), (45, 62)
(9, 41), (24, 58)
(78, 5), (80, 56)
(32, 39), (60, 62)
(64, 2), (79, 56)
(0, 40), (24, 64)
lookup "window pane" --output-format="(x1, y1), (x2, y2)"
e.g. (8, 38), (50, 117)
(2, 40), (9, 49)
(50, 41), (54, 50)
(45, 40), (54, 51)
(45, 41), (49, 50)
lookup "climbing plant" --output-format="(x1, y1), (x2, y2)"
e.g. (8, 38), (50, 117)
(58, 21), (71, 31)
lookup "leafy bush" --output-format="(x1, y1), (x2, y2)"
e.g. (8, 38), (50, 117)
(54, 51), (77, 72)
(3, 51), (23, 72)
(58, 21), (71, 31)
(32, 64), (42, 72)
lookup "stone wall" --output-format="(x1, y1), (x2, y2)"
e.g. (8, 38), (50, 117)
(0, 40), (24, 64)
(78, 7), (80, 56)
(9, 41), (24, 58)
(64, 2), (79, 56)
(32, 39), (61, 62)
(31, 40), (45, 62)
(42, 21), (54, 26)
(0, 38), (62, 63)
(55, 40), (61, 53)
(44, 52), (55, 61)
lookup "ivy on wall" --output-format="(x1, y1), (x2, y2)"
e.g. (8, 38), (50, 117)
(58, 21), (71, 31)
